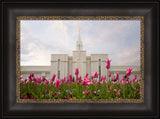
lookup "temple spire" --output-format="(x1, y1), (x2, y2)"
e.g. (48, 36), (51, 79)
(78, 27), (81, 41)
(76, 27), (83, 51)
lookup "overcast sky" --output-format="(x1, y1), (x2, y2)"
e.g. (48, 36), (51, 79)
(20, 20), (140, 66)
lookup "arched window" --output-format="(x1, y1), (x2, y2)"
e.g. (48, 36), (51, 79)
(57, 59), (60, 79)
(98, 59), (101, 79)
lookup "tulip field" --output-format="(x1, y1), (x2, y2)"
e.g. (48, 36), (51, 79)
(20, 59), (141, 99)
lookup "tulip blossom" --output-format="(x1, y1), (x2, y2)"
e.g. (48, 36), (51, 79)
(93, 71), (98, 78)
(51, 74), (56, 82)
(20, 79), (24, 84)
(62, 96), (68, 99)
(33, 77), (36, 81)
(42, 77), (46, 82)
(20, 75), (23, 80)
(31, 72), (34, 77)
(24, 96), (27, 99)
(108, 72), (112, 77)
(78, 76), (82, 83)
(28, 74), (32, 80)
(139, 78), (141, 82)
(25, 78), (28, 83)
(53, 92), (58, 97)
(126, 67), (133, 76)
(100, 76), (104, 81)
(55, 79), (60, 90)
(103, 75), (107, 83)
(82, 78), (93, 86)
(122, 75), (125, 80)
(36, 77), (42, 83)
(91, 76), (94, 80)
(106, 59), (111, 69)
(29, 95), (34, 99)
(117, 89), (121, 95)
(115, 72), (119, 80)
(133, 74), (137, 81)
(84, 73), (89, 78)
(109, 85), (113, 90)
(69, 74), (73, 82)
(45, 80), (49, 85)
(111, 77), (114, 81)
(113, 89), (116, 93)
(137, 89), (140, 93)
(85, 91), (90, 95)
(75, 68), (79, 76)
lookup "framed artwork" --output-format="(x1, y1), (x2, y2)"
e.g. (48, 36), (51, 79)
(2, 0), (159, 118)
(16, 16), (144, 103)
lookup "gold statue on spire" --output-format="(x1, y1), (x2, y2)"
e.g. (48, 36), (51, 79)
(79, 27), (80, 32)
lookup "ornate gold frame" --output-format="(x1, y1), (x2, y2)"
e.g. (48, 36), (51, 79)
(16, 16), (144, 103)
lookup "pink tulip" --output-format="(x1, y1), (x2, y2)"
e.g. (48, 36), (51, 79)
(84, 73), (89, 78)
(117, 92), (120, 95)
(62, 96), (68, 99)
(69, 74), (73, 82)
(91, 76), (94, 80)
(113, 89), (116, 93)
(126, 67), (133, 76)
(93, 71), (98, 78)
(106, 59), (111, 69)
(117, 89), (121, 95)
(19, 75), (23, 80)
(78, 76), (82, 83)
(25, 78), (28, 83)
(49, 81), (53, 85)
(29, 74), (32, 79)
(82, 78), (93, 86)
(108, 72), (112, 77)
(52, 92), (58, 97)
(137, 89), (140, 93)
(115, 72), (119, 80)
(64, 77), (66, 81)
(111, 77), (114, 81)
(31, 81), (34, 85)
(45, 80), (49, 85)
(42, 77), (46, 81)
(139, 78), (141, 82)
(33, 77), (36, 81)
(103, 75), (106, 80)
(118, 89), (121, 93)
(51, 74), (56, 82)
(75, 68), (79, 76)
(85, 91), (90, 95)
(21, 79), (24, 84)
(122, 75), (125, 80)
(103, 75), (106, 83)
(24, 96), (27, 99)
(31, 72), (34, 77)
(36, 77), (42, 83)
(133, 74), (137, 81)
(100, 76), (104, 81)
(55, 79), (60, 90)
(110, 85), (113, 90)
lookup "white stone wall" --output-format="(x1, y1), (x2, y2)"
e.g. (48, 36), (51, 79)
(91, 54), (108, 79)
(68, 56), (73, 76)
(51, 54), (68, 79)
(72, 50), (87, 78)
(86, 56), (91, 77)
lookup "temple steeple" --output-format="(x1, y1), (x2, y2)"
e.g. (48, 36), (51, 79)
(76, 27), (83, 51)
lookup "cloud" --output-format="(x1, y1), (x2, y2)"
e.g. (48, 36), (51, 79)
(20, 20), (140, 66)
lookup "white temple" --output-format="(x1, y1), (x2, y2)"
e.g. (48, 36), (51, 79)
(21, 28), (140, 80)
